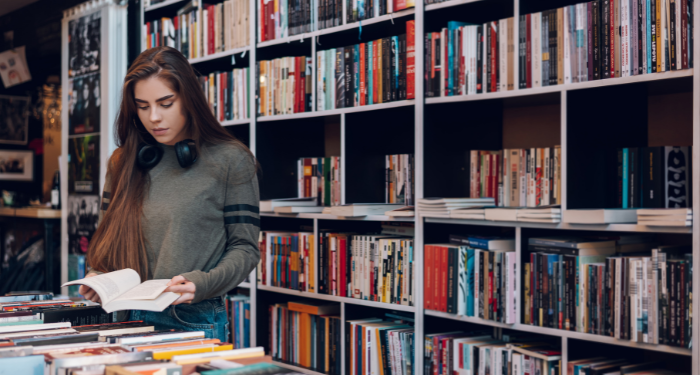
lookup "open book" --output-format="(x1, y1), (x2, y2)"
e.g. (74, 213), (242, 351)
(62, 269), (180, 313)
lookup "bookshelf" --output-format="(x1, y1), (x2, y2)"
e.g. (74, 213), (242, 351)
(139, 0), (699, 374)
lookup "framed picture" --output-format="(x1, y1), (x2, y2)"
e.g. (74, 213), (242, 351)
(0, 149), (33, 181)
(0, 95), (30, 145)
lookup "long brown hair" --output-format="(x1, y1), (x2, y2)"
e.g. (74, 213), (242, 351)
(87, 46), (254, 280)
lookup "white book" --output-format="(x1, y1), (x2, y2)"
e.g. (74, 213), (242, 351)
(638, 214), (692, 221)
(562, 209), (638, 224)
(0, 328), (76, 339)
(532, 13), (542, 87)
(564, 8), (571, 84)
(637, 208), (692, 216)
(0, 322), (71, 334)
(273, 206), (325, 213)
(500, 19), (508, 92)
(485, 208), (519, 221)
(62, 269), (179, 313)
(639, 220), (692, 227)
(261, 197), (317, 212)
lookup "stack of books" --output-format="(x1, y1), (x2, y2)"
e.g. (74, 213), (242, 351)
(637, 208), (693, 226)
(424, 332), (561, 375)
(516, 207), (562, 223)
(257, 56), (313, 116)
(297, 157), (341, 207)
(316, 22), (415, 111)
(258, 229), (415, 305)
(228, 295), (251, 349)
(425, 235), (516, 322)
(269, 301), (341, 374)
(468, 148), (562, 207)
(567, 358), (683, 375)
(200, 68), (251, 122)
(616, 147), (691, 209)
(449, 207), (487, 220)
(260, 197), (318, 213)
(418, 197), (495, 218)
(348, 313), (415, 375)
(524, 236), (692, 348)
(143, 0), (250, 58)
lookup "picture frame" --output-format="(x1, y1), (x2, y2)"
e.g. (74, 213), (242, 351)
(0, 149), (34, 181)
(0, 94), (31, 145)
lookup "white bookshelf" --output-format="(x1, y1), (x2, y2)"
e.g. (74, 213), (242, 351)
(138, 0), (700, 373)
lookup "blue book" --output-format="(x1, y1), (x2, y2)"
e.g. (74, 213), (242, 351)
(233, 300), (240, 348)
(465, 248), (475, 316)
(354, 44), (360, 107)
(622, 148), (629, 208)
(0, 355), (43, 375)
(446, 22), (470, 95)
(547, 254), (556, 326)
(393, 36), (400, 98)
(368, 41), (373, 105)
(243, 302), (250, 348)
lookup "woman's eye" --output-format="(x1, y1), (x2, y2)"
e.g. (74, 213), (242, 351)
(138, 106), (148, 110)
(162, 103), (173, 108)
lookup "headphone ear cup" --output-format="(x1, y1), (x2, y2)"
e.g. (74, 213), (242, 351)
(174, 139), (198, 168)
(137, 143), (164, 169)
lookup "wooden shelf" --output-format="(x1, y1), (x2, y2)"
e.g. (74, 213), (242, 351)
(256, 8), (416, 49)
(0, 207), (61, 219)
(426, 69), (693, 105)
(425, 310), (692, 356)
(422, 216), (693, 233)
(144, 0), (187, 12)
(257, 285), (416, 312)
(257, 100), (415, 122)
(260, 212), (414, 221)
(189, 46), (250, 65)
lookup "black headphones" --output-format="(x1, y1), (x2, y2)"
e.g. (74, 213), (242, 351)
(137, 139), (198, 169)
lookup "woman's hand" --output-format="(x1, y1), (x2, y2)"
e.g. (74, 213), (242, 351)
(78, 273), (101, 303)
(165, 275), (196, 305)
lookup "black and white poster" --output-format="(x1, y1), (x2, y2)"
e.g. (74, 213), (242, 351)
(67, 194), (100, 255)
(68, 72), (100, 135)
(68, 12), (100, 78)
(0, 95), (30, 144)
(664, 146), (691, 208)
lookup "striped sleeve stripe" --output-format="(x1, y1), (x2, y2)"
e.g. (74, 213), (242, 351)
(103, 191), (111, 199)
(224, 215), (260, 227)
(101, 202), (109, 211)
(224, 204), (259, 214)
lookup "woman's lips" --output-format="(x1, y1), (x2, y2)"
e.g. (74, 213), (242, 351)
(153, 128), (168, 136)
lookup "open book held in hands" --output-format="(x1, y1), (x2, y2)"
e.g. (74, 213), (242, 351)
(62, 269), (180, 313)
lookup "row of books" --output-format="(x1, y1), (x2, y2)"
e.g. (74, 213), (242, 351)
(424, 234), (517, 322)
(386, 154), (415, 206)
(200, 68), (251, 122)
(318, 21), (416, 112)
(258, 230), (415, 306)
(297, 157), (342, 207)
(228, 294), (251, 349)
(269, 301), (342, 374)
(427, 0), (694, 97)
(256, 56), (313, 116)
(617, 146), (691, 209)
(257, 0), (414, 42)
(523, 236), (692, 348)
(347, 314), (416, 375)
(469, 147), (562, 207)
(424, 332), (562, 375)
(345, 0), (414, 23)
(143, 0), (251, 60)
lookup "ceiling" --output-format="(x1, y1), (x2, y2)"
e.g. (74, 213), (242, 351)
(0, 0), (42, 18)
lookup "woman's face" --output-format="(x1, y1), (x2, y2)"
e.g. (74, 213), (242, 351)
(134, 76), (189, 146)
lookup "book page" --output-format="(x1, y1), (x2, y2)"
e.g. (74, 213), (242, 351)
(111, 279), (170, 301)
(62, 269), (141, 305)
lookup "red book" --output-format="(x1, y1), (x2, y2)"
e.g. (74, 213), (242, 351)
(444, 29), (449, 97)
(295, 57), (300, 113)
(394, 0), (407, 11)
(440, 245), (448, 312)
(609, 0), (615, 77)
(373, 41), (378, 104)
(406, 21), (415, 99)
(490, 22), (497, 93)
(681, 0), (688, 69)
(424, 245), (433, 310)
(360, 43), (366, 105)
(339, 237), (346, 297)
(267, 1), (274, 41)
(207, 5), (215, 55)
(459, 27), (464, 95)
(259, 0), (266, 42)
(493, 152), (500, 206)
(526, 14), (532, 88)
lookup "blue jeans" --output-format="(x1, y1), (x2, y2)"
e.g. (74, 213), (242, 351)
(129, 297), (229, 343)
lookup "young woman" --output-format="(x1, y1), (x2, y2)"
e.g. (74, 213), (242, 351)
(79, 46), (260, 342)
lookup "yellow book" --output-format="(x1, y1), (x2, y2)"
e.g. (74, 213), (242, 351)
(174, 349), (264, 365)
(152, 344), (233, 360)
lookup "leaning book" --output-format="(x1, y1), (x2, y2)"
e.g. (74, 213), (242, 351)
(62, 269), (179, 313)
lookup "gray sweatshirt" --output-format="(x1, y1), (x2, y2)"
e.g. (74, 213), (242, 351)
(99, 142), (260, 304)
